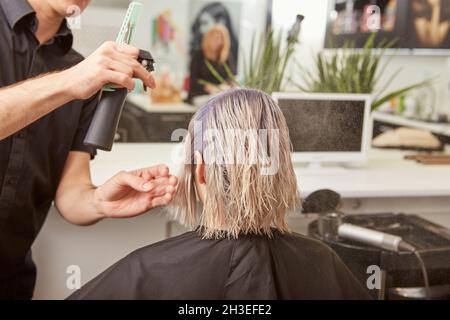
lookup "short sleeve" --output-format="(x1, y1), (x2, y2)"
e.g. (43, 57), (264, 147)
(70, 92), (100, 159)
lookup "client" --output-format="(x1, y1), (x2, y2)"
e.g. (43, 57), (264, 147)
(68, 88), (370, 300)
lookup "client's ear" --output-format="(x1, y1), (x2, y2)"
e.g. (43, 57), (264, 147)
(194, 151), (206, 184)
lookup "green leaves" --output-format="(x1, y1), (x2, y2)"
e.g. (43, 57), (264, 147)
(372, 79), (435, 110)
(298, 33), (433, 111)
(204, 59), (227, 84)
(202, 26), (300, 94)
(203, 28), (432, 111)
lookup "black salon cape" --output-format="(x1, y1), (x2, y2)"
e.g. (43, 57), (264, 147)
(68, 230), (371, 300)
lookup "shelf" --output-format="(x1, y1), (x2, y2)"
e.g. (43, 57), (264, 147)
(334, 0), (391, 12)
(372, 111), (450, 137)
(325, 0), (418, 49)
(325, 30), (399, 48)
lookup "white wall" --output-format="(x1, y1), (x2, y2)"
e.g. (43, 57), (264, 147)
(32, 207), (171, 299)
(272, 0), (450, 114)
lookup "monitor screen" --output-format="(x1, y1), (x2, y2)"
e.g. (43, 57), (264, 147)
(277, 99), (366, 153)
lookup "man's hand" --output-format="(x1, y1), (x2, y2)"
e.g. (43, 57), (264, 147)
(94, 165), (178, 219)
(62, 41), (156, 100)
(55, 152), (178, 225)
(0, 41), (156, 140)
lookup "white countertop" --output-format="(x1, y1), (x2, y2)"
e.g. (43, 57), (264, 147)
(90, 143), (450, 199)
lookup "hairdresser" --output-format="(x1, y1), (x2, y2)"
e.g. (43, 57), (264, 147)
(0, 0), (178, 299)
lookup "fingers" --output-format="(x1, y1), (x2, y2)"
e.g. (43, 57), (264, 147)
(98, 42), (156, 89)
(168, 175), (178, 187)
(107, 58), (133, 79)
(136, 65), (156, 89)
(145, 177), (176, 197)
(109, 50), (156, 89)
(115, 171), (152, 192)
(135, 164), (171, 180)
(149, 193), (174, 209)
(140, 178), (176, 211)
(116, 170), (177, 195)
(103, 70), (135, 91)
(116, 43), (139, 59)
(115, 44), (155, 88)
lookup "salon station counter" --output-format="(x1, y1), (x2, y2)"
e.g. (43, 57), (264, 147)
(32, 143), (450, 299)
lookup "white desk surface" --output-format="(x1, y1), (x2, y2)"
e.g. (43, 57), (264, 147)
(90, 144), (450, 199)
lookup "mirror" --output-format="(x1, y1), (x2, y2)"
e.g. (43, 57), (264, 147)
(72, 0), (272, 143)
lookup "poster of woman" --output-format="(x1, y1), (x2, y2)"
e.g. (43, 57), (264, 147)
(410, 0), (450, 48)
(188, 1), (241, 102)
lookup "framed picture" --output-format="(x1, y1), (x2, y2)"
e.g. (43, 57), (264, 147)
(408, 0), (450, 49)
(189, 0), (242, 70)
(186, 0), (273, 104)
(325, 0), (450, 52)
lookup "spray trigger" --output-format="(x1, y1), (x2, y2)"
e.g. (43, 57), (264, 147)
(138, 49), (155, 92)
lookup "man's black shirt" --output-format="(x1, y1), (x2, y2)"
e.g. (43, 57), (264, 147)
(0, 0), (97, 297)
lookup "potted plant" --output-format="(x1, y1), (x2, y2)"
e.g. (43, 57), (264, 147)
(201, 15), (304, 95)
(295, 33), (433, 111)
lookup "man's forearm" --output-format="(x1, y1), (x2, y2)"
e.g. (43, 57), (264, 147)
(0, 71), (74, 140)
(56, 183), (105, 226)
(55, 151), (105, 226)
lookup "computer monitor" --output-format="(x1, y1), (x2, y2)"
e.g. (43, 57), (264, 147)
(272, 93), (372, 165)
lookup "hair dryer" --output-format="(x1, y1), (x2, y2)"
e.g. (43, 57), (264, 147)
(303, 189), (416, 252)
(304, 189), (430, 299)
(338, 223), (415, 252)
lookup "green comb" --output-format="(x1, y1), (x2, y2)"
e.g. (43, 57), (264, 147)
(116, 2), (142, 44)
(104, 2), (143, 91)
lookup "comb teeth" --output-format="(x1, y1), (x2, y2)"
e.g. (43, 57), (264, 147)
(116, 2), (143, 44)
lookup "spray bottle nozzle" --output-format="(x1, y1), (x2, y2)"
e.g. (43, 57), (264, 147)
(138, 49), (155, 92)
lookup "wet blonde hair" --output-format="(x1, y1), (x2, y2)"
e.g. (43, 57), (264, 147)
(171, 88), (300, 239)
(202, 24), (230, 64)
